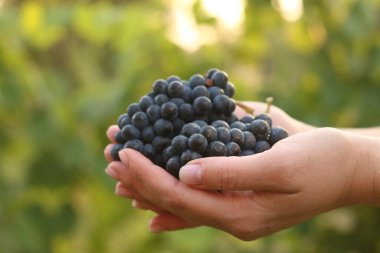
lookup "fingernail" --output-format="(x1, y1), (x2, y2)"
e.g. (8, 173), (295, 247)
(118, 149), (129, 165)
(179, 164), (201, 185)
(115, 184), (130, 196)
(105, 165), (119, 180)
(150, 225), (166, 233)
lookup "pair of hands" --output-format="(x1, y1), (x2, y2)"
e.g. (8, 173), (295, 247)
(104, 102), (380, 241)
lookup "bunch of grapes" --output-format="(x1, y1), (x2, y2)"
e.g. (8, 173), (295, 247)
(110, 69), (288, 178)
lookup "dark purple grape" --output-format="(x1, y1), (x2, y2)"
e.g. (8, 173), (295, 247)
(269, 127), (288, 145)
(213, 95), (231, 113)
(154, 94), (169, 106)
(146, 104), (160, 123)
(248, 119), (271, 140)
(172, 118), (185, 133)
(211, 71), (228, 89)
(226, 99), (236, 114)
(255, 113), (273, 127)
(241, 150), (255, 156)
(188, 133), (208, 154)
(141, 126), (155, 143)
(205, 68), (219, 80)
(152, 79), (168, 94)
(192, 120), (208, 127)
(153, 119), (174, 136)
(117, 113), (131, 129)
(193, 96), (212, 115)
(163, 146), (177, 163)
(207, 141), (227, 156)
(230, 128), (245, 147)
(224, 82), (235, 97)
(124, 139), (144, 153)
(254, 140), (271, 153)
(225, 113), (239, 125)
(167, 80), (184, 98)
(208, 86), (224, 100)
(243, 131), (256, 149)
(160, 102), (178, 120)
(179, 103), (194, 122)
(166, 156), (182, 178)
(167, 75), (181, 83)
(211, 120), (230, 129)
(200, 125), (217, 142)
(216, 127), (231, 144)
(111, 144), (124, 161)
(171, 135), (189, 154)
(181, 150), (202, 165)
(143, 144), (155, 159)
(132, 111), (149, 129)
(230, 121), (246, 131)
(121, 124), (140, 140)
(115, 130), (127, 144)
(191, 86), (209, 100)
(181, 123), (200, 137)
(226, 142), (241, 156)
(152, 136), (171, 152)
(139, 95), (154, 111)
(170, 98), (185, 107)
(240, 115), (255, 124)
(127, 103), (141, 118)
(189, 74), (206, 89)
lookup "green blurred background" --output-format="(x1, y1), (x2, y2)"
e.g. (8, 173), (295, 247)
(1, 0), (380, 252)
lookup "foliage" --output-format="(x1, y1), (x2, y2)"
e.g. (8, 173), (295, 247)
(0, 1), (379, 252)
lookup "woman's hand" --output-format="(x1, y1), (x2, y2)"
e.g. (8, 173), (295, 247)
(105, 127), (380, 240)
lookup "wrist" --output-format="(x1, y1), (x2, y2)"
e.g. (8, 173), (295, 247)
(348, 133), (380, 206)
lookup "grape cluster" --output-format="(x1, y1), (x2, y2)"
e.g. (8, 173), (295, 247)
(110, 69), (288, 178)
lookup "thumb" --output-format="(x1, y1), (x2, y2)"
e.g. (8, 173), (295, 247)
(179, 153), (291, 192)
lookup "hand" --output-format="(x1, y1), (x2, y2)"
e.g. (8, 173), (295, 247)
(105, 127), (380, 240)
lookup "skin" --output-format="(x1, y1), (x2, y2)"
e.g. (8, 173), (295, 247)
(104, 102), (380, 241)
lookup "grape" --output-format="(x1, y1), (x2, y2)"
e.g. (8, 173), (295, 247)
(230, 121), (246, 131)
(121, 124), (140, 140)
(205, 68), (219, 80)
(211, 120), (230, 129)
(248, 119), (271, 140)
(167, 80), (184, 98)
(141, 126), (155, 143)
(127, 103), (141, 118)
(208, 86), (224, 100)
(254, 140), (271, 153)
(216, 127), (231, 144)
(117, 113), (131, 129)
(243, 131), (256, 149)
(166, 156), (182, 178)
(181, 123), (200, 137)
(269, 127), (288, 145)
(163, 146), (177, 163)
(124, 139), (144, 153)
(115, 130), (127, 144)
(230, 128), (245, 147)
(213, 94), (231, 113)
(160, 102), (178, 120)
(181, 150), (202, 165)
(143, 144), (155, 159)
(193, 120), (208, 127)
(189, 74), (206, 89)
(111, 144), (124, 161)
(240, 115), (255, 124)
(188, 133), (208, 154)
(179, 103), (194, 122)
(132, 111), (149, 129)
(211, 71), (228, 89)
(193, 96), (212, 115)
(171, 135), (189, 154)
(152, 79), (168, 94)
(154, 93), (169, 106)
(226, 142), (241, 156)
(167, 75), (181, 84)
(224, 82), (235, 98)
(170, 98), (185, 107)
(146, 104), (161, 122)
(207, 141), (227, 156)
(191, 86), (209, 100)
(154, 119), (174, 136)
(200, 125), (217, 142)
(139, 95), (154, 111)
(152, 136), (170, 152)
(183, 85), (192, 103)
(255, 113), (272, 127)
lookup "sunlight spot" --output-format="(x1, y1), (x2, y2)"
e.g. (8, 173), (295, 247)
(273, 0), (303, 22)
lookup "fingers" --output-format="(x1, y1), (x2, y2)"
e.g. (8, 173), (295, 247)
(106, 125), (119, 143)
(115, 149), (232, 226)
(149, 213), (199, 233)
(179, 151), (297, 192)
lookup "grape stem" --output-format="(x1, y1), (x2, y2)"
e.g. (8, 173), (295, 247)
(235, 100), (255, 115)
(266, 97), (273, 113)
